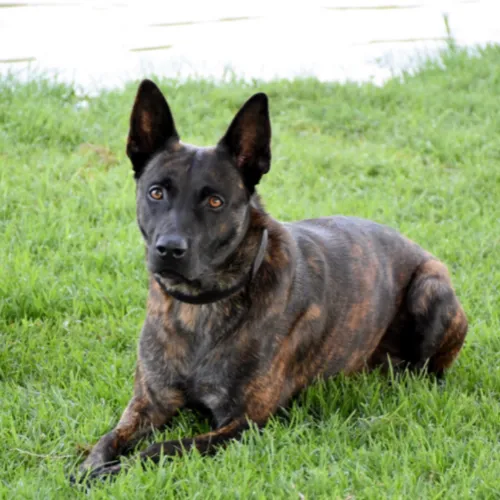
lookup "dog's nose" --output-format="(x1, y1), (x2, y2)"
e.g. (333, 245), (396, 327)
(155, 235), (188, 259)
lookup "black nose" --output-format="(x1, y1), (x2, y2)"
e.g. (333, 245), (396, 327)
(155, 235), (188, 259)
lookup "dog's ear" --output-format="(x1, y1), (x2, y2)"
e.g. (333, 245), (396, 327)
(218, 93), (271, 193)
(126, 79), (179, 178)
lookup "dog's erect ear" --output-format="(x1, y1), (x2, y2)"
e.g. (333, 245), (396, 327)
(218, 93), (271, 193)
(126, 79), (179, 178)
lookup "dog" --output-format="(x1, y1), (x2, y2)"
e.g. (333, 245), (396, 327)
(77, 80), (468, 480)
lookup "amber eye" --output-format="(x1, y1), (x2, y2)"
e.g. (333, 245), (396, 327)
(149, 186), (164, 201)
(208, 195), (224, 209)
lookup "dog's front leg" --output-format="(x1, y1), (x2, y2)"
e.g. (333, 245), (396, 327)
(138, 418), (253, 464)
(77, 367), (184, 481)
(137, 379), (285, 464)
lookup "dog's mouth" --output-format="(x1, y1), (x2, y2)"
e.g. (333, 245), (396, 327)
(154, 270), (202, 288)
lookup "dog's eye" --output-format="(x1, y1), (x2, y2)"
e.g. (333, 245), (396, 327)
(208, 196), (224, 209)
(149, 186), (164, 201)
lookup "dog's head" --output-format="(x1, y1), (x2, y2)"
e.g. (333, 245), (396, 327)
(126, 80), (271, 299)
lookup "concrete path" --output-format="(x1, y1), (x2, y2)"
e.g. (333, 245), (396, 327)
(1, 0), (499, 92)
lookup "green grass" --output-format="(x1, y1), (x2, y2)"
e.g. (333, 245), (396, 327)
(1, 46), (499, 498)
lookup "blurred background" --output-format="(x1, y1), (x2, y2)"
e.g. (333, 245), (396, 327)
(1, 0), (499, 93)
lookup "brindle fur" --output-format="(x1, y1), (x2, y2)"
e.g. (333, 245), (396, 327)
(77, 80), (468, 481)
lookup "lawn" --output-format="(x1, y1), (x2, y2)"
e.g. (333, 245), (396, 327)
(0, 46), (499, 498)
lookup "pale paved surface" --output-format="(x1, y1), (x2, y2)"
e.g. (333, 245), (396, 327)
(1, 0), (499, 92)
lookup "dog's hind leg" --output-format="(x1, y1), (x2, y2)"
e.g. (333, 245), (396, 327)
(405, 259), (468, 378)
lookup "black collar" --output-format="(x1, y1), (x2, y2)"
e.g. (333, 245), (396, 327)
(154, 229), (268, 305)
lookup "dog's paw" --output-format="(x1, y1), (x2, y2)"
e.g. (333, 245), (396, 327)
(70, 462), (122, 487)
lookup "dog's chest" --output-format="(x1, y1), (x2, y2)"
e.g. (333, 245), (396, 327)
(153, 299), (249, 415)
(184, 348), (232, 411)
(174, 332), (241, 424)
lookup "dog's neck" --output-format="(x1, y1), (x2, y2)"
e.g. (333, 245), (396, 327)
(154, 228), (268, 305)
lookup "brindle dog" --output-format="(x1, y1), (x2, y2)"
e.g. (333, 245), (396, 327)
(77, 80), (468, 481)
